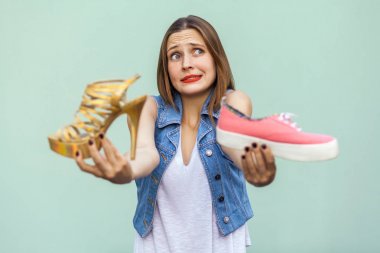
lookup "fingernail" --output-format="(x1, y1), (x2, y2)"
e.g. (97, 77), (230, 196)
(99, 133), (104, 139)
(241, 155), (246, 159)
(244, 146), (249, 152)
(75, 151), (80, 157)
(88, 139), (93, 145)
(261, 144), (267, 149)
(252, 143), (257, 149)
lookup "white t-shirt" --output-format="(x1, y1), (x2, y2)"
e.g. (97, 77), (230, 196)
(134, 133), (251, 253)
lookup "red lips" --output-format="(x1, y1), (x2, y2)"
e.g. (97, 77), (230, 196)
(181, 74), (202, 83)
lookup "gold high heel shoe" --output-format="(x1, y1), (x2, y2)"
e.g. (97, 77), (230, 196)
(48, 75), (147, 160)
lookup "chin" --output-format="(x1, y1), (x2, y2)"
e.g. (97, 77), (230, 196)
(180, 85), (213, 97)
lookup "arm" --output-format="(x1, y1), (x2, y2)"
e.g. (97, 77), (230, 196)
(220, 90), (276, 187)
(220, 90), (252, 170)
(126, 95), (160, 180)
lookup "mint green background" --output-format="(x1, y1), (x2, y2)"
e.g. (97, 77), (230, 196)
(1, 0), (379, 252)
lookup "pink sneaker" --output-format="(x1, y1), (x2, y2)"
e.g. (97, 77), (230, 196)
(216, 101), (339, 161)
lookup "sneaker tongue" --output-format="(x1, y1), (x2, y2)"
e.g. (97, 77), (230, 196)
(276, 112), (302, 131)
(279, 112), (296, 121)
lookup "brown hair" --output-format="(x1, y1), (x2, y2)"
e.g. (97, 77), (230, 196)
(157, 15), (235, 123)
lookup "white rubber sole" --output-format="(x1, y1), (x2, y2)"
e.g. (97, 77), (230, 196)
(216, 127), (339, 162)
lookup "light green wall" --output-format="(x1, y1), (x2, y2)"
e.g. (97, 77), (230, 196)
(1, 0), (379, 252)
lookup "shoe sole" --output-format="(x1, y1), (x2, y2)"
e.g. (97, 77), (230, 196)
(48, 134), (101, 159)
(216, 127), (339, 162)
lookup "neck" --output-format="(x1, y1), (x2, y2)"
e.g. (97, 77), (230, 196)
(180, 89), (212, 129)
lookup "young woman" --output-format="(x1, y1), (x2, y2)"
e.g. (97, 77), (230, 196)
(75, 15), (276, 253)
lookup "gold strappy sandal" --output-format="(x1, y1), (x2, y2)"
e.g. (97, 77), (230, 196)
(48, 75), (147, 160)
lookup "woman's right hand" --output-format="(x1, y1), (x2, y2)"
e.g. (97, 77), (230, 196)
(75, 96), (160, 184)
(75, 133), (134, 184)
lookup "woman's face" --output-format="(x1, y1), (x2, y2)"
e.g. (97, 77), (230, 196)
(166, 29), (216, 97)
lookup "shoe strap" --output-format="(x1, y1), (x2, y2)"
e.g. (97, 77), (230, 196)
(56, 75), (140, 142)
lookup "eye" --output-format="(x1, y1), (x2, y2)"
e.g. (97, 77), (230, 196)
(194, 48), (204, 55)
(169, 52), (180, 61)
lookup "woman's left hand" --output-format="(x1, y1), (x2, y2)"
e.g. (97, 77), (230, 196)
(241, 142), (276, 187)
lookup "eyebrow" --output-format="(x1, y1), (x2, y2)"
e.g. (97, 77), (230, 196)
(167, 42), (206, 52)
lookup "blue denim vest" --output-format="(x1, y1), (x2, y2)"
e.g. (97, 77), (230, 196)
(133, 90), (253, 237)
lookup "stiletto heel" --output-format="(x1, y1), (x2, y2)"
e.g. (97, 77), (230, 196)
(121, 95), (147, 160)
(48, 75), (146, 160)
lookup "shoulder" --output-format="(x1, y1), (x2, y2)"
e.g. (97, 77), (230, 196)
(142, 95), (158, 121)
(224, 90), (253, 117)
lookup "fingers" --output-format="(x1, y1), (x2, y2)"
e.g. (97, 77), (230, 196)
(261, 144), (276, 179)
(243, 146), (259, 177)
(241, 154), (258, 186)
(100, 134), (117, 164)
(87, 138), (113, 177)
(261, 144), (275, 165)
(77, 135), (127, 182)
(75, 150), (104, 178)
(241, 154), (250, 180)
(251, 143), (266, 174)
(242, 142), (276, 187)
(107, 136), (124, 161)
(87, 139), (105, 166)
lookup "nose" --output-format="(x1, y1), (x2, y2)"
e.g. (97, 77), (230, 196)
(182, 53), (193, 70)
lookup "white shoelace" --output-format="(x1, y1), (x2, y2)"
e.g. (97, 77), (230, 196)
(277, 113), (302, 131)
